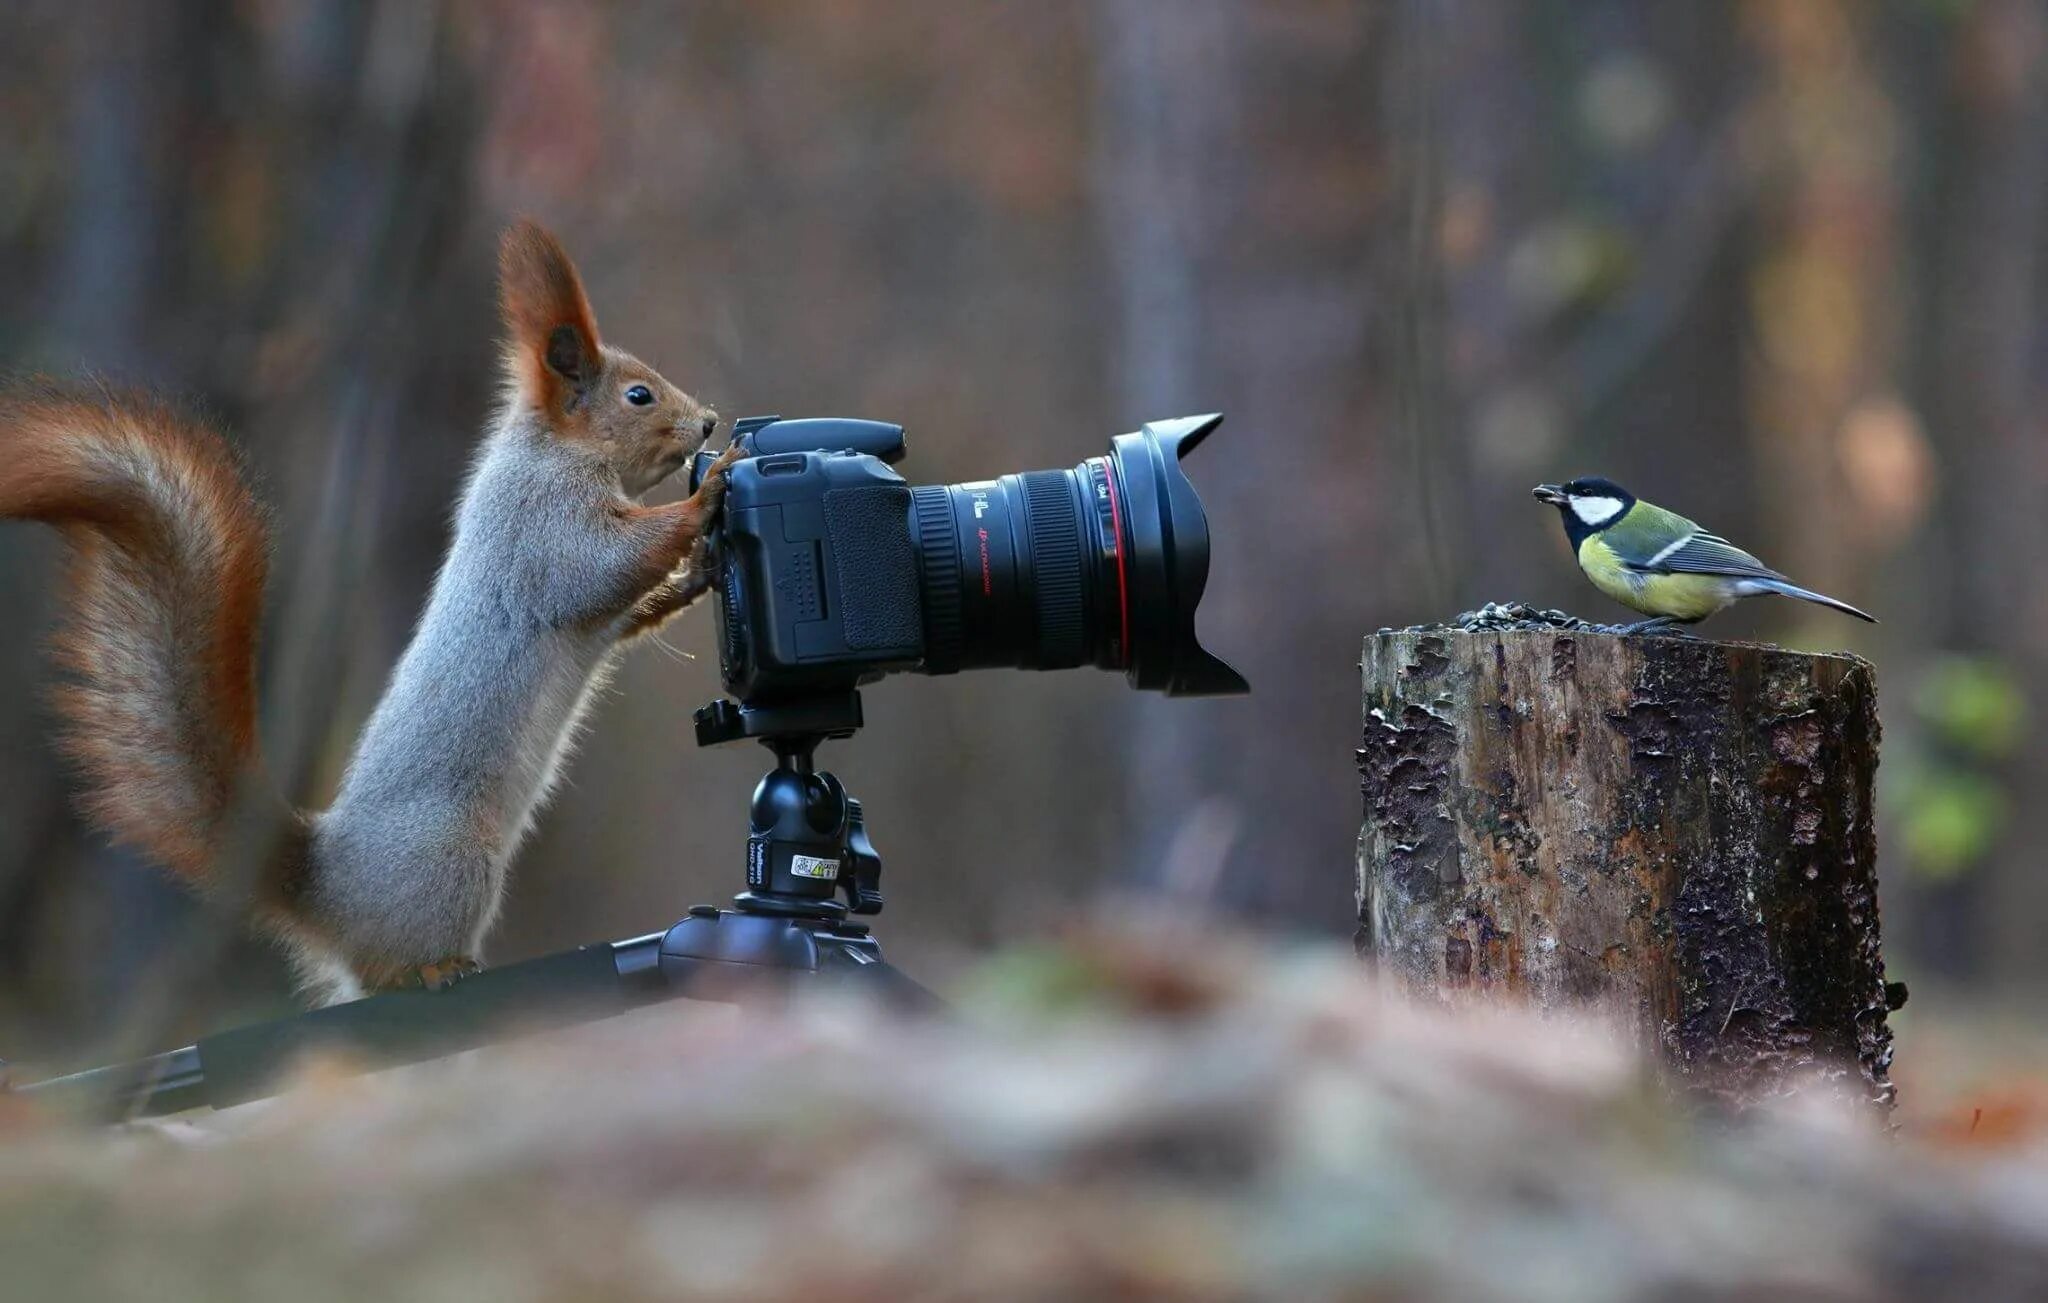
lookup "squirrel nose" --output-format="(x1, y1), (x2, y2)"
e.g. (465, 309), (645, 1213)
(700, 413), (718, 439)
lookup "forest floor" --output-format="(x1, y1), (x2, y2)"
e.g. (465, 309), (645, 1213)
(4, 929), (2046, 1302)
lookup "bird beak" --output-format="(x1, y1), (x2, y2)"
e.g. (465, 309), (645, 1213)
(1532, 484), (1568, 505)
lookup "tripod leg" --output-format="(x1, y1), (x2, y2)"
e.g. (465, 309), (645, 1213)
(827, 953), (945, 1014)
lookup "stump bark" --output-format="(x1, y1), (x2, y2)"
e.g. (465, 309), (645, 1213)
(1356, 628), (1894, 1110)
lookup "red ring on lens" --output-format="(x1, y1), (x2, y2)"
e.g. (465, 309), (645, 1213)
(1101, 462), (1131, 668)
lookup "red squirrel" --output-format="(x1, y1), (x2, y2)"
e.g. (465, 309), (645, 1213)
(0, 220), (741, 1005)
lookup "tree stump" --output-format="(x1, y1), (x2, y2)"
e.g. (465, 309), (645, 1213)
(1356, 626), (1895, 1111)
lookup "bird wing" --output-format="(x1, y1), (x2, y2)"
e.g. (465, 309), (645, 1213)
(1597, 499), (1702, 565)
(1638, 530), (1787, 581)
(1597, 499), (1791, 581)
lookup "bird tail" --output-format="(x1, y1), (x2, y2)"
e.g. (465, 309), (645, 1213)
(1753, 578), (1877, 624)
(0, 378), (304, 900)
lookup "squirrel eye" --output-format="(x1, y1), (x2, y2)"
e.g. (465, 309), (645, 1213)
(624, 384), (654, 407)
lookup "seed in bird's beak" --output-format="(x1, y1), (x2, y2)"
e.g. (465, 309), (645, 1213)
(1532, 484), (1568, 504)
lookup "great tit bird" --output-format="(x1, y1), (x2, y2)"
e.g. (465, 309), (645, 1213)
(1532, 477), (1876, 631)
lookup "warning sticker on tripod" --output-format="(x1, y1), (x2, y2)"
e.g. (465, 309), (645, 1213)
(790, 854), (840, 881)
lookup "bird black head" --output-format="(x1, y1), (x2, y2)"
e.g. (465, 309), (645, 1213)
(1532, 476), (1637, 547)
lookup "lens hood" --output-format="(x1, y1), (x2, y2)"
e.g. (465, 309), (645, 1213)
(1108, 415), (1250, 697)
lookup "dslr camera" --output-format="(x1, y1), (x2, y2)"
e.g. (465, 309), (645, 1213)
(687, 414), (1248, 706)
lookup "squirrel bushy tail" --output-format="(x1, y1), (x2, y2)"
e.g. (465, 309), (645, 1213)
(0, 379), (295, 896)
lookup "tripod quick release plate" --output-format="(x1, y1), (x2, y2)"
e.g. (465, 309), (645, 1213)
(693, 694), (864, 748)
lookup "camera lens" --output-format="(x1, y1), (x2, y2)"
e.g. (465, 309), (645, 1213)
(911, 415), (1247, 696)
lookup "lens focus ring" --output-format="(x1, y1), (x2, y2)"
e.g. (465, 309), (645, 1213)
(912, 485), (964, 671)
(1021, 470), (1086, 667)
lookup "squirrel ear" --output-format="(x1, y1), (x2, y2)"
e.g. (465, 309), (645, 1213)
(498, 219), (601, 411)
(544, 325), (588, 386)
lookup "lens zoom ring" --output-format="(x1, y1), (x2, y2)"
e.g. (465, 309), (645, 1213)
(1021, 471), (1086, 667)
(912, 486), (964, 671)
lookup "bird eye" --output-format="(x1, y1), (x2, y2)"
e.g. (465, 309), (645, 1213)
(624, 385), (654, 407)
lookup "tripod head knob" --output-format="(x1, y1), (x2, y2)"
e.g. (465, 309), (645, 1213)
(842, 799), (883, 915)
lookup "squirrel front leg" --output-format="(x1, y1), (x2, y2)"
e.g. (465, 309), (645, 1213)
(611, 444), (740, 629)
(623, 534), (716, 640)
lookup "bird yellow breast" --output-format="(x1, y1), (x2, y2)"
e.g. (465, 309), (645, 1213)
(1576, 536), (1732, 621)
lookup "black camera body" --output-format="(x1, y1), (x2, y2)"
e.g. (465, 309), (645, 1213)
(691, 413), (1246, 707)
(701, 418), (924, 700)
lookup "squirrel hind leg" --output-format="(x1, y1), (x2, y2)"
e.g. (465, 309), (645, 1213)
(354, 955), (484, 994)
(279, 936), (365, 1007)
(254, 904), (365, 1007)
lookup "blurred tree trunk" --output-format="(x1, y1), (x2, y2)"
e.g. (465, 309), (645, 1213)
(1740, 0), (1900, 611)
(1090, 1), (1392, 922)
(1917, 0), (2048, 985)
(0, 0), (490, 1056)
(3, 1), (207, 1051)
(1088, 0), (1246, 905)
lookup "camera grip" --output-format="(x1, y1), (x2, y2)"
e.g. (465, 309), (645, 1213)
(821, 485), (922, 651)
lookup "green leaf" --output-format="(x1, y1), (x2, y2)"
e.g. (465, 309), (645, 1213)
(1914, 656), (2027, 760)
(1900, 770), (2007, 881)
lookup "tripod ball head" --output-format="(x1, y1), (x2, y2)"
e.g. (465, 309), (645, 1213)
(745, 760), (851, 916)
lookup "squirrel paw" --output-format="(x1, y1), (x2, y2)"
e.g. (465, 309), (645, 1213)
(409, 956), (484, 991)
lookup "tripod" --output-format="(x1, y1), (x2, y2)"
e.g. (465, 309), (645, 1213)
(19, 692), (933, 1118)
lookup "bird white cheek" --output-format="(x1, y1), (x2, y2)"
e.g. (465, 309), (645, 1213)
(1570, 496), (1624, 526)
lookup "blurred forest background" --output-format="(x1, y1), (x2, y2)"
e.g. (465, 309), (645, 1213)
(0, 0), (2043, 1055)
